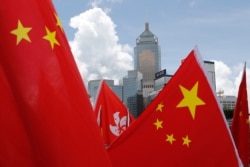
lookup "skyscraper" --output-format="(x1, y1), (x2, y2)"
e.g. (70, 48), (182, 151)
(134, 22), (161, 97)
(88, 79), (123, 103)
(122, 70), (144, 118)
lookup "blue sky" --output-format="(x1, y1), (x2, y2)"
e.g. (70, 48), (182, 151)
(53, 0), (250, 98)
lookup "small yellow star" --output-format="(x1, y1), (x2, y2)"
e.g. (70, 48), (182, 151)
(153, 118), (163, 130)
(10, 20), (32, 45)
(165, 134), (176, 144)
(176, 81), (205, 119)
(43, 26), (60, 49)
(182, 135), (191, 147)
(55, 13), (63, 31)
(239, 111), (243, 117)
(156, 102), (164, 112)
(246, 119), (250, 124)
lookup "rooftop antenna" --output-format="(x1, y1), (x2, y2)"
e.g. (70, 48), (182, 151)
(145, 0), (149, 29)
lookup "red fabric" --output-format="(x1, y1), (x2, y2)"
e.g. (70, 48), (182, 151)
(94, 80), (134, 147)
(0, 1), (111, 167)
(108, 48), (241, 167)
(231, 64), (249, 167)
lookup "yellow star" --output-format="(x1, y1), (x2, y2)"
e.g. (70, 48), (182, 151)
(156, 102), (164, 112)
(176, 81), (205, 119)
(10, 20), (32, 45)
(55, 13), (63, 31)
(246, 119), (250, 124)
(153, 118), (163, 130)
(43, 26), (60, 49)
(165, 133), (176, 144)
(239, 111), (243, 117)
(182, 135), (191, 147)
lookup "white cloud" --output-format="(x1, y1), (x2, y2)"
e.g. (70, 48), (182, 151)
(214, 60), (236, 95)
(69, 7), (133, 85)
(89, 0), (122, 8)
(214, 60), (250, 107)
(90, 0), (102, 8)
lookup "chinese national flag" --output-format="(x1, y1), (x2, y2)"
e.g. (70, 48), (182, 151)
(94, 80), (134, 147)
(231, 63), (249, 167)
(0, 1), (111, 167)
(108, 48), (242, 166)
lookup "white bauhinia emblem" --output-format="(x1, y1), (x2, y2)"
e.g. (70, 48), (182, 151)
(109, 111), (128, 136)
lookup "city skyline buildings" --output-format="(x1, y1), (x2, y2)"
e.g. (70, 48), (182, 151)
(88, 22), (221, 118)
(122, 70), (144, 118)
(53, 1), (249, 109)
(134, 22), (161, 97)
(88, 22), (162, 118)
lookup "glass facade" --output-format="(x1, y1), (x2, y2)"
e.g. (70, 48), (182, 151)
(110, 85), (123, 101)
(88, 79), (123, 102)
(122, 70), (143, 118)
(134, 22), (161, 97)
(203, 61), (216, 91)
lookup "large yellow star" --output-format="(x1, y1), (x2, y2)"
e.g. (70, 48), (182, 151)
(43, 26), (60, 49)
(55, 13), (63, 31)
(176, 81), (205, 119)
(156, 102), (164, 112)
(153, 118), (163, 130)
(165, 133), (176, 144)
(182, 135), (191, 147)
(10, 20), (32, 45)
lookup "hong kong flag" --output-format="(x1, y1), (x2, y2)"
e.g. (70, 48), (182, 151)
(94, 80), (134, 147)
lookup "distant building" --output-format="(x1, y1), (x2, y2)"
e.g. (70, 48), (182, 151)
(203, 60), (216, 91)
(146, 61), (216, 105)
(127, 91), (144, 118)
(88, 23), (220, 119)
(134, 22), (161, 97)
(154, 69), (172, 91)
(217, 95), (236, 110)
(122, 70), (144, 118)
(88, 79), (123, 103)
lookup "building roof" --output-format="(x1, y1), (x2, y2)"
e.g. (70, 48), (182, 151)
(136, 22), (158, 44)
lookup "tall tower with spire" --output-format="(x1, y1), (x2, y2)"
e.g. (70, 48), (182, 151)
(134, 22), (161, 97)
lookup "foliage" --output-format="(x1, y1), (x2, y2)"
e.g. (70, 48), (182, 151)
(223, 109), (234, 119)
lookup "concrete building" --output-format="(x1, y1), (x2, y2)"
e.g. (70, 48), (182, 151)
(147, 61), (217, 105)
(154, 69), (173, 91)
(203, 60), (216, 91)
(217, 95), (236, 110)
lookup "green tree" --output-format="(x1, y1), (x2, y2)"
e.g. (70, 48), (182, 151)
(223, 109), (234, 119)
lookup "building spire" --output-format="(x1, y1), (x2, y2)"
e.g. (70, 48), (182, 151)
(145, 22), (149, 31)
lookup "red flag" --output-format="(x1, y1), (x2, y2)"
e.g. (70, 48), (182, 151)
(0, 1), (111, 167)
(231, 63), (249, 167)
(94, 80), (134, 147)
(108, 48), (242, 166)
